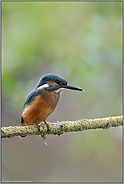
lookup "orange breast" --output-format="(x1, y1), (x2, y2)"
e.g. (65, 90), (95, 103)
(22, 91), (60, 125)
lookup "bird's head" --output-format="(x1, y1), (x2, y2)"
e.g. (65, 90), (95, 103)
(36, 73), (84, 93)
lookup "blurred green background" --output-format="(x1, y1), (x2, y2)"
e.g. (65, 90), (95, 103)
(2, 1), (122, 182)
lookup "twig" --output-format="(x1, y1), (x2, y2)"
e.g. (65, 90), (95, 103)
(1, 115), (123, 139)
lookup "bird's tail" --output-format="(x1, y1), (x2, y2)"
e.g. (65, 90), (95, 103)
(21, 116), (24, 126)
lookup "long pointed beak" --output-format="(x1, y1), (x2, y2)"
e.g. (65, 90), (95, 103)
(62, 83), (84, 91)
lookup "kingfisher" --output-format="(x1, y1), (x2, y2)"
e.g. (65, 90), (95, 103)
(21, 73), (84, 131)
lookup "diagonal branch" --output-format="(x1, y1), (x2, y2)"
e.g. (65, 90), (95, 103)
(1, 115), (123, 139)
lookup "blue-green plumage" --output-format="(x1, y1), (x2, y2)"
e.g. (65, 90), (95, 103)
(23, 89), (46, 109)
(21, 73), (84, 130)
(23, 85), (62, 109)
(36, 73), (67, 88)
(46, 85), (60, 91)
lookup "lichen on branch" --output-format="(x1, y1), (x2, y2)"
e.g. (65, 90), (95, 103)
(1, 115), (123, 139)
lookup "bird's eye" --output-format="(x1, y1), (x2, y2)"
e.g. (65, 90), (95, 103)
(56, 80), (60, 84)
(56, 80), (67, 85)
(59, 81), (63, 85)
(56, 80), (63, 85)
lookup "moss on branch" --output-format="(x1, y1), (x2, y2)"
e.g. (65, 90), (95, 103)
(1, 115), (123, 139)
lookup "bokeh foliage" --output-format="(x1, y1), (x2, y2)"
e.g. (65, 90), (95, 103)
(2, 1), (122, 182)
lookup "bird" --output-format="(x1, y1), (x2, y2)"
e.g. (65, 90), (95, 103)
(21, 73), (84, 131)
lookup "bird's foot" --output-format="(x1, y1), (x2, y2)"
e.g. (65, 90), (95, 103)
(33, 122), (40, 131)
(44, 121), (49, 131)
(38, 121), (49, 131)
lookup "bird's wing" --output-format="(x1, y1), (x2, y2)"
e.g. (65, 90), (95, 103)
(23, 90), (39, 109)
(23, 87), (46, 110)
